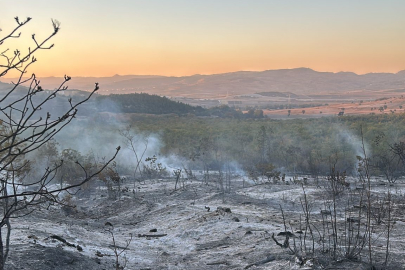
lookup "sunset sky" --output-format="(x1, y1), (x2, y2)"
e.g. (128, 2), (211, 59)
(1, 0), (405, 77)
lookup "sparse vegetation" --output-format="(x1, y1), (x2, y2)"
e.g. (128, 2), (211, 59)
(0, 17), (118, 269)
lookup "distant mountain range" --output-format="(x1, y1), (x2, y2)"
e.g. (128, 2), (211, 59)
(1, 68), (405, 98)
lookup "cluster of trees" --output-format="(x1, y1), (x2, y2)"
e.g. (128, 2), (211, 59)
(89, 113), (405, 180)
(96, 93), (266, 119)
(0, 87), (270, 119)
(96, 93), (206, 115)
(29, 140), (115, 188)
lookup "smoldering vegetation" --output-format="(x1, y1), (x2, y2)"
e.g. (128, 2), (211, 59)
(5, 88), (405, 269)
(30, 104), (405, 186)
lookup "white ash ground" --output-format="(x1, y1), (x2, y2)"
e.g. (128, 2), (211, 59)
(5, 177), (405, 270)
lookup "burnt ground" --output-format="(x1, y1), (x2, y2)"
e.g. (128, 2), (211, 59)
(4, 176), (405, 270)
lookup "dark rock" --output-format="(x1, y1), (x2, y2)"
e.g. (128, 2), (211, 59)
(104, 221), (113, 227)
(217, 207), (231, 213)
(321, 210), (331, 215)
(96, 251), (104, 257)
(347, 217), (360, 223)
(277, 231), (295, 237)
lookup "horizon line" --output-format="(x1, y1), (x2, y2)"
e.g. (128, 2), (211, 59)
(1, 67), (405, 79)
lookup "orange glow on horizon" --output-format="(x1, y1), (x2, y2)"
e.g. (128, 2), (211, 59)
(1, 1), (405, 78)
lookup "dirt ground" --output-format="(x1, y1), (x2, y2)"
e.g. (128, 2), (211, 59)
(264, 96), (405, 119)
(5, 176), (405, 270)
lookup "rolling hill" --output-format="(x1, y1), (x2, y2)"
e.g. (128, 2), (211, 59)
(2, 68), (405, 98)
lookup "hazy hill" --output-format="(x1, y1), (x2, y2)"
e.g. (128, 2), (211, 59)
(2, 68), (405, 98)
(0, 83), (250, 118)
(96, 93), (207, 115)
(0, 81), (13, 91)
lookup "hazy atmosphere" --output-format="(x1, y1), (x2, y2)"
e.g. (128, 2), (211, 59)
(1, 0), (405, 77)
(1, 1), (405, 270)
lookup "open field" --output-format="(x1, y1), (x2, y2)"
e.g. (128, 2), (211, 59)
(263, 95), (405, 119)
